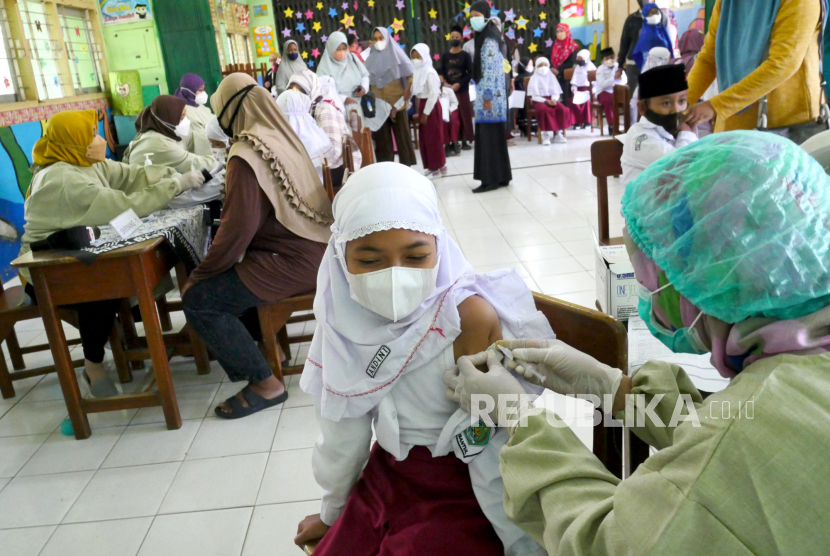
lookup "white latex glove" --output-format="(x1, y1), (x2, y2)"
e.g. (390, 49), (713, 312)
(443, 349), (529, 427)
(176, 170), (206, 191)
(500, 339), (623, 412)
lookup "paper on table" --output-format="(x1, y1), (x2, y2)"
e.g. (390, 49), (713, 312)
(628, 315), (730, 393)
(508, 90), (526, 109)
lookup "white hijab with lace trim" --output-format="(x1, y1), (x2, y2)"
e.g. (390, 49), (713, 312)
(300, 162), (555, 421)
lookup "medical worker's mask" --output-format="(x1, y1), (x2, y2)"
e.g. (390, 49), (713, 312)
(195, 91), (208, 106)
(374, 40), (387, 51)
(470, 16), (487, 32)
(412, 59), (423, 69)
(647, 14), (662, 25)
(638, 282), (708, 354)
(345, 261), (440, 322)
(85, 135), (107, 164)
(174, 117), (191, 138)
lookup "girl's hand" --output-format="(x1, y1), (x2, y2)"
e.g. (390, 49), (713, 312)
(345, 97), (357, 105)
(295, 514), (331, 546)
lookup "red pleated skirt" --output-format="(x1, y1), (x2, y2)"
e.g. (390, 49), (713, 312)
(533, 99), (572, 132)
(418, 98), (446, 172)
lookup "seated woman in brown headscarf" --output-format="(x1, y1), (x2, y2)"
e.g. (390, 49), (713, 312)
(181, 73), (333, 419)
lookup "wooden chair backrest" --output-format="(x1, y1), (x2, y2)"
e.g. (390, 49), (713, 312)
(523, 77), (533, 111)
(342, 136), (355, 173)
(590, 139), (624, 246)
(322, 161), (334, 202)
(563, 68), (597, 82)
(533, 292), (627, 477)
(613, 84), (631, 133)
(359, 126), (375, 166)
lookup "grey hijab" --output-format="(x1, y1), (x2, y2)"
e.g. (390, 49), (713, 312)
(364, 27), (415, 89)
(275, 40), (308, 95)
(316, 31), (368, 96)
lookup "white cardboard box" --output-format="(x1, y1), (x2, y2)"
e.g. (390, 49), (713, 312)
(595, 243), (639, 320)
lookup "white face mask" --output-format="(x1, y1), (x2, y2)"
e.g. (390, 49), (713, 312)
(195, 91), (208, 105)
(174, 117), (191, 138)
(374, 40), (387, 51)
(526, 63), (534, 72)
(412, 59), (423, 69)
(604, 59), (615, 68)
(345, 261), (440, 322)
(536, 66), (550, 75)
(647, 14), (662, 25)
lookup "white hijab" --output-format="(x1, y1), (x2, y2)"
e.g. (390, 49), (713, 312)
(572, 49), (596, 87)
(410, 43), (439, 97)
(644, 46), (672, 71)
(275, 89), (331, 162)
(300, 162), (556, 421)
(527, 58), (563, 100)
(319, 75), (346, 113)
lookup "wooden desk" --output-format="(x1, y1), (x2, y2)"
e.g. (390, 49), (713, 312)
(12, 238), (209, 439)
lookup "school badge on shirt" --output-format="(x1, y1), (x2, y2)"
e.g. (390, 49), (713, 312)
(454, 419), (494, 459)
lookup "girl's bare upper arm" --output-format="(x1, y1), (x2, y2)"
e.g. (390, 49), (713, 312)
(453, 295), (502, 361)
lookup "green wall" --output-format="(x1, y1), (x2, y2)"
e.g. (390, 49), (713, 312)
(101, 0), (169, 96)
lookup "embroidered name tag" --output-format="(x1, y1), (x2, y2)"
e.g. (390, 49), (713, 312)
(455, 419), (493, 459)
(366, 345), (391, 378)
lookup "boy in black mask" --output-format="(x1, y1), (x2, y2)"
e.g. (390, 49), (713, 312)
(620, 64), (697, 186)
(438, 25), (474, 153)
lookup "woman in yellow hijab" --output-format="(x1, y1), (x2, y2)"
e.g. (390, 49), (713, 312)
(22, 110), (205, 397)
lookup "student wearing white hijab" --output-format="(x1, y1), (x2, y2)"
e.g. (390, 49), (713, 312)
(276, 89), (330, 183)
(527, 58), (571, 145)
(288, 70), (362, 189)
(293, 162), (551, 555)
(410, 43), (447, 177)
(274, 39), (308, 96)
(316, 31), (370, 128)
(365, 27), (417, 166)
(570, 49), (596, 129)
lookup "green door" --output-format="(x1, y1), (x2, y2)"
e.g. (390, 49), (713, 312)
(154, 0), (223, 98)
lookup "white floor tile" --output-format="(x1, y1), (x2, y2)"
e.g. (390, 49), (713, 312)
(551, 226), (594, 243)
(0, 400), (67, 438)
(187, 411), (281, 461)
(523, 256), (585, 280)
(271, 406), (319, 452)
(19, 372), (75, 403)
(283, 375), (314, 409)
(19, 426), (124, 476)
(0, 525), (55, 556)
(0, 434), (49, 478)
(64, 462), (180, 523)
(40, 517), (153, 556)
(242, 501), (321, 556)
(102, 420), (201, 468)
(130, 384), (219, 425)
(555, 290), (600, 310)
(574, 254), (597, 272)
(257, 449), (321, 505)
(464, 249), (519, 267)
(138, 507), (252, 556)
(0, 401), (13, 420)
(502, 230), (558, 248)
(0, 471), (93, 528)
(160, 452), (268, 514)
(0, 477), (8, 492)
(535, 271), (595, 296)
(512, 243), (571, 262)
(559, 239), (597, 257)
(167, 360), (227, 387)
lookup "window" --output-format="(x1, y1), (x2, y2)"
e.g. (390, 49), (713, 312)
(58, 5), (101, 95)
(0, 1), (21, 102)
(587, 0), (603, 23)
(225, 34), (236, 64)
(18, 0), (63, 100)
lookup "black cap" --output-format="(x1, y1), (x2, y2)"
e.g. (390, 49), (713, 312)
(601, 47), (615, 58)
(639, 64), (688, 100)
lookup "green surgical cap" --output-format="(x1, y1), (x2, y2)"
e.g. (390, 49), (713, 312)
(622, 130), (830, 323)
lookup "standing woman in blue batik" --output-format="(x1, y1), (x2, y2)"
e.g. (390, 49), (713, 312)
(469, 0), (512, 193)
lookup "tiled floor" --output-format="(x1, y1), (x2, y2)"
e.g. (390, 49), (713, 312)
(0, 128), (625, 555)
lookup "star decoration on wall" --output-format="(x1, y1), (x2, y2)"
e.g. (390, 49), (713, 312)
(539, 0), (546, 4)
(434, 53), (440, 60)
(312, 21), (322, 32)
(363, 14), (372, 23)
(491, 7), (500, 16)
(391, 17), (405, 32)
(528, 43), (537, 53)
(284, 7), (294, 18)
(368, 0), (375, 5)
(312, 48), (321, 58)
(304, 33), (311, 40)
(516, 17), (528, 30)
(317, 2), (323, 8)
(322, 34), (328, 41)
(305, 9), (314, 19)
(296, 12), (303, 19)
(296, 22), (306, 32)
(445, 32), (451, 40)
(341, 13), (355, 28)
(517, 37), (524, 44)
(395, 0), (405, 9)
(503, 8), (515, 22)
(540, 21), (547, 29)
(309, 61), (315, 67)
(342, 2), (348, 9)
(533, 27), (542, 38)
(430, 24), (438, 31)
(463, 2), (470, 14)
(328, 7), (338, 17)
(282, 28), (292, 37)
(506, 28), (515, 39)
(428, 8), (437, 18)
(302, 51), (308, 59)
(545, 38), (553, 48)
(539, 12), (546, 20)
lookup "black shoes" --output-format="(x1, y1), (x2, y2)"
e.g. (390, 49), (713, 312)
(472, 182), (509, 194)
(461, 141), (472, 151)
(608, 125), (614, 135)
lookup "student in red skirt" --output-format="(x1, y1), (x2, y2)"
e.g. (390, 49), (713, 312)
(293, 163), (550, 556)
(570, 49), (595, 129)
(410, 43), (447, 178)
(527, 57), (571, 144)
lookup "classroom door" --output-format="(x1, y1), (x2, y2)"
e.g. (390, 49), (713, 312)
(154, 0), (223, 97)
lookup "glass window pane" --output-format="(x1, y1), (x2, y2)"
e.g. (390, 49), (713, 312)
(19, 0), (62, 100)
(58, 6), (100, 94)
(0, 10), (18, 101)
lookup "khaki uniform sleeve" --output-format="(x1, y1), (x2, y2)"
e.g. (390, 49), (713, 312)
(84, 159), (182, 218)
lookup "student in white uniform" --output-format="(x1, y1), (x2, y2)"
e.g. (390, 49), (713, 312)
(294, 163), (550, 556)
(620, 64), (697, 185)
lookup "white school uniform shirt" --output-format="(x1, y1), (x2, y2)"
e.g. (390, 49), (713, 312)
(440, 86), (459, 123)
(594, 62), (618, 95)
(312, 343), (546, 556)
(620, 116), (698, 186)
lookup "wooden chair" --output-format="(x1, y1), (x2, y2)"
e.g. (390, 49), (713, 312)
(590, 139), (624, 246)
(358, 125), (375, 166)
(613, 84), (631, 135)
(342, 137), (355, 173)
(523, 77), (542, 144)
